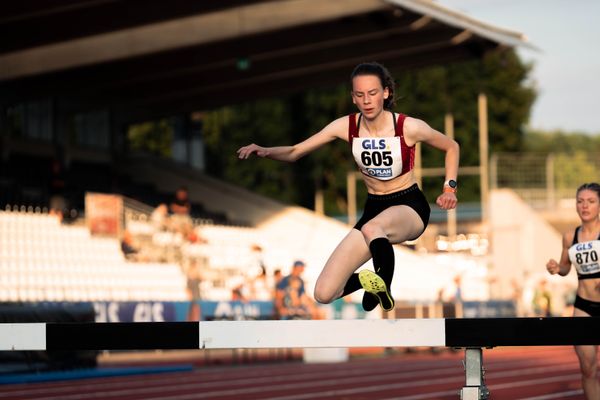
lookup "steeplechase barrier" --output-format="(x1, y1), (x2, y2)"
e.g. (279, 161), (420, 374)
(1, 317), (599, 399)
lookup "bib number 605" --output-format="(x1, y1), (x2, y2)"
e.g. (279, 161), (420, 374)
(361, 151), (392, 167)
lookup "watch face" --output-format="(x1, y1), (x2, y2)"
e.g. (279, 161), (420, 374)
(448, 180), (457, 188)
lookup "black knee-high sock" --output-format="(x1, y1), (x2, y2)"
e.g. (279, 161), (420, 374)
(362, 237), (395, 311)
(342, 238), (395, 308)
(369, 237), (394, 287)
(340, 273), (362, 297)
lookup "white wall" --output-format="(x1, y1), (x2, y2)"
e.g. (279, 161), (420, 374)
(489, 189), (576, 308)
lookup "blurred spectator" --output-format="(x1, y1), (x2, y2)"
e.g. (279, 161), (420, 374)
(436, 287), (445, 303)
(510, 278), (525, 317)
(186, 259), (203, 321)
(170, 186), (191, 215)
(169, 186), (195, 241)
(187, 302), (201, 321)
(273, 269), (283, 288)
(227, 273), (249, 302)
(120, 229), (149, 262)
(250, 244), (266, 271)
(48, 159), (67, 221)
(532, 279), (552, 317)
(249, 265), (272, 301)
(247, 244), (272, 301)
(521, 272), (537, 317)
(186, 259), (203, 301)
(275, 260), (320, 319)
(562, 287), (577, 317)
(272, 268), (283, 319)
(151, 203), (170, 232)
(451, 275), (463, 303)
(231, 284), (247, 302)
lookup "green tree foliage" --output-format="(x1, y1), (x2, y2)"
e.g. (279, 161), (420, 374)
(392, 50), (536, 202)
(202, 99), (297, 203)
(554, 152), (600, 190)
(523, 129), (600, 191)
(127, 119), (173, 158)
(296, 87), (358, 213)
(203, 48), (536, 215)
(524, 129), (600, 153)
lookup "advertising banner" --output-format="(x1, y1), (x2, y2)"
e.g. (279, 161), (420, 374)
(85, 192), (123, 237)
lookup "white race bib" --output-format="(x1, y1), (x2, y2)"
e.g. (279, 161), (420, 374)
(352, 137), (402, 181)
(568, 240), (600, 276)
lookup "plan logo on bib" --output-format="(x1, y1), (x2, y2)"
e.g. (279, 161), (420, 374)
(365, 167), (393, 178)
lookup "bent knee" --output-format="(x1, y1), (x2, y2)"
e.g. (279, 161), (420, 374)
(313, 282), (339, 305)
(313, 291), (336, 305)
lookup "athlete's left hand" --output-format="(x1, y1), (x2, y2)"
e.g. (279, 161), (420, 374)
(436, 192), (457, 210)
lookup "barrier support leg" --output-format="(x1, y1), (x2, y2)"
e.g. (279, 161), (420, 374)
(460, 348), (490, 400)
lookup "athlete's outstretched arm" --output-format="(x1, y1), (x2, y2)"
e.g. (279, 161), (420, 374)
(404, 117), (460, 210)
(237, 117), (347, 162)
(546, 231), (573, 276)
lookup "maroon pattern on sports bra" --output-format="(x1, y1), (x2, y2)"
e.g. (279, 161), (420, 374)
(348, 113), (414, 176)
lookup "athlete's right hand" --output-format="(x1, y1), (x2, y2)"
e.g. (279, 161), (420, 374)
(546, 259), (560, 275)
(237, 143), (269, 159)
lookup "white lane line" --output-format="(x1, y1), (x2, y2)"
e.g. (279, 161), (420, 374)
(0, 360), (461, 398)
(4, 351), (576, 398)
(263, 363), (581, 400)
(0, 352), (473, 397)
(14, 360), (580, 400)
(4, 351), (580, 400)
(18, 357), (579, 400)
(518, 389), (584, 399)
(1, 346), (575, 398)
(379, 374), (582, 400)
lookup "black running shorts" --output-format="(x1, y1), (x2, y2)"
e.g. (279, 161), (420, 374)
(353, 184), (430, 239)
(574, 295), (600, 317)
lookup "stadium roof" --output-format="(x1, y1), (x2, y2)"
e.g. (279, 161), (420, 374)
(0, 0), (532, 121)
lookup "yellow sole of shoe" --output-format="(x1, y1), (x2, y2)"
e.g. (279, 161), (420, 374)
(358, 270), (394, 311)
(358, 269), (386, 292)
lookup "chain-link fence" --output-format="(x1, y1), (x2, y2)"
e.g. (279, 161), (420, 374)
(490, 152), (600, 209)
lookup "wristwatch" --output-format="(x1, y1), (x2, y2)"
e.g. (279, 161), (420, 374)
(443, 179), (457, 193)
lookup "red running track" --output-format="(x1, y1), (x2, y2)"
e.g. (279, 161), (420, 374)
(0, 346), (590, 400)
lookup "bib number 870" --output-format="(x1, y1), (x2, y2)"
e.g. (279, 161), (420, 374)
(576, 250), (598, 264)
(361, 151), (393, 167)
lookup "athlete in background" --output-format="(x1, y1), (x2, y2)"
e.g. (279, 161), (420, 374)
(547, 182), (600, 400)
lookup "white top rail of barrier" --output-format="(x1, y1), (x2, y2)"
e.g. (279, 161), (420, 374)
(200, 319), (446, 349)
